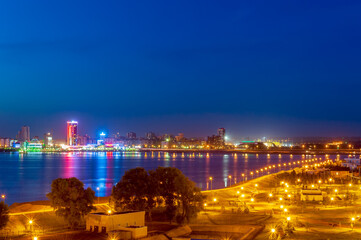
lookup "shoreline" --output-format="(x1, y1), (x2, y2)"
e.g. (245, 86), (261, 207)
(0, 148), (358, 155)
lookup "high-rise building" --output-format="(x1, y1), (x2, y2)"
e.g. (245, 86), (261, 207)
(146, 132), (156, 140)
(218, 128), (226, 143)
(44, 132), (53, 147)
(127, 132), (136, 139)
(67, 121), (78, 146)
(17, 126), (30, 143)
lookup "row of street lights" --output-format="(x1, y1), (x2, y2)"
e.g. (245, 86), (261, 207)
(206, 157), (332, 190)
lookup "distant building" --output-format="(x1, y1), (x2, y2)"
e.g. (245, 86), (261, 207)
(206, 135), (224, 149)
(0, 138), (11, 148)
(175, 133), (184, 142)
(329, 166), (350, 178)
(218, 128), (226, 143)
(44, 132), (53, 147)
(301, 188), (324, 201)
(146, 132), (157, 140)
(86, 211), (147, 238)
(127, 132), (137, 139)
(77, 135), (89, 146)
(23, 139), (43, 152)
(17, 125), (30, 143)
(66, 121), (78, 146)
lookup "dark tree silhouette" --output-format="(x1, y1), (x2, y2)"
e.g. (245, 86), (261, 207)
(47, 177), (95, 228)
(0, 201), (9, 230)
(151, 167), (204, 223)
(112, 167), (157, 219)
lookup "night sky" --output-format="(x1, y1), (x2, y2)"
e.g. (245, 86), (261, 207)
(1, 1), (361, 140)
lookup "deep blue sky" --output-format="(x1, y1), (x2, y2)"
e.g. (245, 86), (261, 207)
(1, 0), (361, 140)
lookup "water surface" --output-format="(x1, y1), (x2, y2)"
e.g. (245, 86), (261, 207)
(0, 152), (341, 204)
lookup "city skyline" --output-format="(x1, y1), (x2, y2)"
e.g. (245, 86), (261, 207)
(3, 117), (361, 140)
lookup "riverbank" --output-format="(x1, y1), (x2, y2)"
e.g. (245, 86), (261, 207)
(1, 148), (360, 155)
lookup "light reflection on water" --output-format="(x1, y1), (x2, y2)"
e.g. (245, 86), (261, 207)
(0, 152), (342, 204)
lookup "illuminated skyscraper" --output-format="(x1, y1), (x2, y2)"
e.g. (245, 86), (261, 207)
(44, 132), (53, 147)
(67, 121), (78, 146)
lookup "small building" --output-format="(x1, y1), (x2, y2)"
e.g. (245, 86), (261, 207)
(301, 189), (323, 201)
(329, 166), (350, 178)
(86, 211), (147, 239)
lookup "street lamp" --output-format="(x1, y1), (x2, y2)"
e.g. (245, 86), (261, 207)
(29, 220), (33, 232)
(286, 216), (291, 221)
(228, 175), (232, 187)
(209, 177), (213, 190)
(96, 187), (100, 204)
(351, 217), (355, 230)
(1, 194), (5, 203)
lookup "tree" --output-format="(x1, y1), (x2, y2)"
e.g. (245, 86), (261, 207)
(0, 201), (9, 230)
(112, 168), (157, 219)
(151, 167), (204, 224)
(47, 177), (95, 228)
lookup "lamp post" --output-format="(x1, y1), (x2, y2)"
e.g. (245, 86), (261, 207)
(209, 177), (213, 190)
(228, 175), (232, 187)
(29, 220), (33, 232)
(1, 194), (5, 203)
(96, 187), (100, 204)
(351, 217), (355, 230)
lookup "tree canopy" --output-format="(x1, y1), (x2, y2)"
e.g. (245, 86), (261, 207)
(112, 167), (204, 223)
(0, 201), (9, 230)
(112, 167), (157, 217)
(47, 177), (95, 228)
